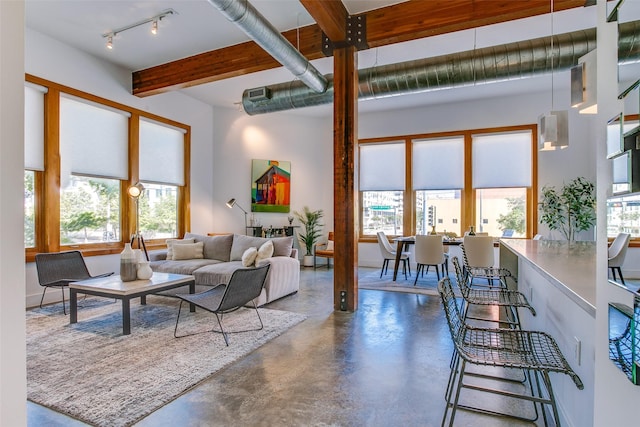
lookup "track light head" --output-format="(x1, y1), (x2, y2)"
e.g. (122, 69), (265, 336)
(151, 20), (158, 35)
(106, 35), (113, 49)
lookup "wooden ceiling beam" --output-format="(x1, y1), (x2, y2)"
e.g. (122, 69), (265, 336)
(132, 0), (588, 97)
(299, 0), (348, 42)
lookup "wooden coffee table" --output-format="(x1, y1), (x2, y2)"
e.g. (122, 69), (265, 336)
(70, 272), (196, 335)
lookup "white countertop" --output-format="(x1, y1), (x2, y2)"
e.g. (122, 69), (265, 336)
(500, 239), (596, 316)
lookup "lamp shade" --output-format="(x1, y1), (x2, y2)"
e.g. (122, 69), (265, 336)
(128, 183), (145, 198)
(571, 49), (597, 114)
(539, 110), (568, 151)
(226, 198), (236, 209)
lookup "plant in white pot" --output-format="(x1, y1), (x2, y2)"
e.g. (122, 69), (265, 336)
(294, 206), (324, 267)
(538, 176), (596, 242)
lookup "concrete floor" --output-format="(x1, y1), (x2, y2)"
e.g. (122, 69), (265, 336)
(28, 267), (542, 426)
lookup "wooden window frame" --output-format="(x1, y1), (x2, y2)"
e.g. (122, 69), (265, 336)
(358, 124), (538, 242)
(24, 74), (191, 262)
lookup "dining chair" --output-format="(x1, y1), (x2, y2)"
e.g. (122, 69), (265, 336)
(414, 234), (447, 285)
(376, 231), (410, 279)
(608, 232), (631, 285)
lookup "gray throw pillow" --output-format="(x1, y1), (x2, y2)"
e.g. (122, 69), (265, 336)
(184, 232), (233, 262)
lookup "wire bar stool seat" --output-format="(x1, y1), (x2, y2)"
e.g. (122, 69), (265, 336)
(438, 277), (583, 427)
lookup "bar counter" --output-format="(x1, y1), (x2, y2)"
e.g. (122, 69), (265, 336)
(499, 238), (595, 427)
(500, 239), (596, 317)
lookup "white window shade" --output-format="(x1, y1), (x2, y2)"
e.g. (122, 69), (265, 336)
(140, 119), (185, 186)
(25, 84), (46, 171)
(413, 137), (464, 190)
(472, 131), (532, 188)
(60, 95), (129, 179)
(360, 142), (405, 191)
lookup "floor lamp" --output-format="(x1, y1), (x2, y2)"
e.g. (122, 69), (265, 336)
(128, 183), (149, 261)
(226, 198), (248, 232)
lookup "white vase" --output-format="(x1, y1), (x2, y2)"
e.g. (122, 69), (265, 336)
(137, 261), (153, 280)
(120, 243), (137, 282)
(303, 255), (314, 267)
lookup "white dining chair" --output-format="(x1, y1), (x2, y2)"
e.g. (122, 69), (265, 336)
(461, 235), (513, 288)
(377, 231), (411, 279)
(414, 235), (448, 285)
(609, 232), (631, 285)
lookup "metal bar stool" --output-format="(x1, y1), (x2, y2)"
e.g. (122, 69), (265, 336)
(438, 277), (583, 427)
(451, 256), (535, 328)
(461, 236), (514, 289)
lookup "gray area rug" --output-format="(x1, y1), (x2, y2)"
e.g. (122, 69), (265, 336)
(27, 296), (306, 427)
(357, 267), (446, 296)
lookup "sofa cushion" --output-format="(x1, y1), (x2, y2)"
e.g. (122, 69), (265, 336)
(241, 247), (258, 267)
(230, 234), (293, 261)
(171, 242), (204, 260)
(150, 259), (221, 275)
(166, 238), (195, 260)
(192, 261), (244, 286)
(255, 240), (274, 264)
(184, 232), (233, 261)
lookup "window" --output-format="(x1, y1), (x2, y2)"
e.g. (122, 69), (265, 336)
(23, 75), (190, 260)
(59, 95), (128, 245)
(139, 119), (185, 239)
(413, 137), (464, 235)
(24, 83), (46, 248)
(360, 142), (405, 236)
(359, 126), (535, 238)
(472, 131), (532, 238)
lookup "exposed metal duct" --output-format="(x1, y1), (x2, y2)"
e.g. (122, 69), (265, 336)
(242, 21), (640, 115)
(207, 0), (328, 94)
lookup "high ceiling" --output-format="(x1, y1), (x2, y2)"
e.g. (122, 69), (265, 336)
(24, 0), (640, 116)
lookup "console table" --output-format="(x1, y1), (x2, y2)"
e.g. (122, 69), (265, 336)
(246, 225), (298, 237)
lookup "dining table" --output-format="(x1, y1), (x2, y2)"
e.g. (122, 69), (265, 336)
(391, 236), (463, 281)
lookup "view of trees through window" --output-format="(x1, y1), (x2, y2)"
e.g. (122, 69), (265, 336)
(24, 171), (35, 247)
(137, 183), (178, 239)
(476, 188), (527, 237)
(60, 176), (120, 244)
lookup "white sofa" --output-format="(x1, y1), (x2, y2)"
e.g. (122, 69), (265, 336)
(149, 233), (300, 306)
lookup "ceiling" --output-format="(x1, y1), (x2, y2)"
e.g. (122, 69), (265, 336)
(24, 0), (640, 117)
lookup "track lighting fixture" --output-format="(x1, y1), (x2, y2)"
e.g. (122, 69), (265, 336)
(102, 8), (176, 50)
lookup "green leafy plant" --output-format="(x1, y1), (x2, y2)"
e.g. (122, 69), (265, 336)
(538, 177), (596, 241)
(293, 206), (324, 256)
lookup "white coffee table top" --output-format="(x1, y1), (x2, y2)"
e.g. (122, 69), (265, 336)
(70, 272), (195, 296)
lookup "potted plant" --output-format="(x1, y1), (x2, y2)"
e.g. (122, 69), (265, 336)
(294, 206), (324, 266)
(538, 176), (596, 242)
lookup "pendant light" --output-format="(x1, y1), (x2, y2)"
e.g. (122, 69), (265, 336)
(539, 0), (569, 151)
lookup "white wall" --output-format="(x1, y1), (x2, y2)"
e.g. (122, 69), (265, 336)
(24, 29), (215, 308)
(210, 107), (334, 240)
(1, 2), (27, 425)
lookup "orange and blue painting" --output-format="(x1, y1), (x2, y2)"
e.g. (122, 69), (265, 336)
(251, 159), (291, 213)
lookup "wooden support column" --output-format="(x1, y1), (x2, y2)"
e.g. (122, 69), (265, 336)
(333, 45), (358, 312)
